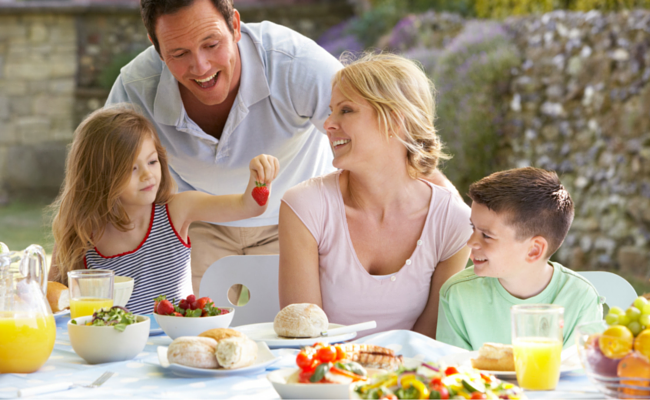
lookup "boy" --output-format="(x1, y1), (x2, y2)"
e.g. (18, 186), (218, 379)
(436, 167), (602, 350)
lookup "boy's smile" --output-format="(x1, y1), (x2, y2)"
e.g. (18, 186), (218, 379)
(467, 202), (530, 279)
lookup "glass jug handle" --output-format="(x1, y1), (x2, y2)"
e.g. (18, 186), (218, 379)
(19, 245), (48, 295)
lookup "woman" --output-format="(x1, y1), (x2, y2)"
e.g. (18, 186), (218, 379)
(279, 53), (471, 338)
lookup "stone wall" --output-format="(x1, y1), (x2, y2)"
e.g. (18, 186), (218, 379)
(503, 10), (650, 275)
(0, 0), (354, 198)
(0, 13), (76, 197)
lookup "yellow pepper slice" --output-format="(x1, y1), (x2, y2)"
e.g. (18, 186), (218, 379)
(360, 376), (398, 393)
(401, 377), (430, 399)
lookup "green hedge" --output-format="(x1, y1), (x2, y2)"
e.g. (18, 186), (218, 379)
(432, 21), (520, 200)
(369, 0), (650, 18)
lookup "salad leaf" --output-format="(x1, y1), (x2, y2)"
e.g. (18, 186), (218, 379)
(81, 306), (138, 331)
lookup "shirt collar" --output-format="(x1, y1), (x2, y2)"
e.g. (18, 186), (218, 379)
(152, 23), (270, 127)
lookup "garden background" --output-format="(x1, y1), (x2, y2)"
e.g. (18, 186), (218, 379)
(1, 0), (649, 293)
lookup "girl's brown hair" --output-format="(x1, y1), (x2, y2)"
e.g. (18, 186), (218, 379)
(333, 52), (450, 178)
(50, 104), (175, 284)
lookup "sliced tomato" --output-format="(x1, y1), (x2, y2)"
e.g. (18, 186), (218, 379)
(470, 392), (487, 399)
(334, 345), (347, 361)
(444, 366), (459, 376)
(317, 345), (337, 363)
(296, 351), (314, 371)
(298, 369), (312, 383)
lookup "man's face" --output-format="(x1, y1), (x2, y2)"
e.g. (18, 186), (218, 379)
(467, 202), (531, 279)
(155, 0), (242, 106)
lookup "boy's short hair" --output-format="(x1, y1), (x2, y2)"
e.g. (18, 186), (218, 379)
(468, 167), (574, 258)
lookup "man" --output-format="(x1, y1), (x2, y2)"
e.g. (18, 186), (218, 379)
(107, 0), (456, 294)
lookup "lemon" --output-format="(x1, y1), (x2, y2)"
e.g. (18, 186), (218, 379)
(599, 325), (634, 359)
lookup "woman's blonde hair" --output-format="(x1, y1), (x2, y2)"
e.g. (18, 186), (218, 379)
(50, 104), (175, 284)
(333, 52), (449, 178)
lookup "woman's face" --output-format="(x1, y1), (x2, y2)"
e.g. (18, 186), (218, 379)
(324, 84), (395, 172)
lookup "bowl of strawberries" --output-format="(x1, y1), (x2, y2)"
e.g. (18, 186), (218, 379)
(153, 294), (234, 340)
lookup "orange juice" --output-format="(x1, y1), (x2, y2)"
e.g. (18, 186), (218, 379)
(513, 337), (562, 390)
(0, 313), (56, 373)
(70, 298), (113, 318)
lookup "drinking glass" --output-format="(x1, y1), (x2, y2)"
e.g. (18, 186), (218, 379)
(68, 270), (114, 318)
(511, 304), (564, 390)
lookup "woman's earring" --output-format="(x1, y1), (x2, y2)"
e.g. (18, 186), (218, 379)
(389, 134), (393, 138)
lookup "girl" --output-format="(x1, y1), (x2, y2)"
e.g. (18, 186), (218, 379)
(49, 104), (279, 314)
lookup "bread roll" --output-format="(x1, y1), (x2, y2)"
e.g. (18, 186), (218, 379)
(199, 328), (243, 342)
(273, 303), (328, 338)
(168, 336), (219, 369)
(470, 342), (515, 371)
(46, 281), (70, 313)
(215, 336), (258, 369)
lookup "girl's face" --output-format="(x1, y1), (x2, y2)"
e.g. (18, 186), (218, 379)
(119, 136), (162, 208)
(324, 84), (394, 172)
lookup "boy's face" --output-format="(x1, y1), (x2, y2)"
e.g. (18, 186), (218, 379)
(467, 202), (532, 278)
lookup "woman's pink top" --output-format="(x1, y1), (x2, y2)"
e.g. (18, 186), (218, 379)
(282, 171), (471, 336)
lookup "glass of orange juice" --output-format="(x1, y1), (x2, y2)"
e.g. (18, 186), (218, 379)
(68, 270), (114, 318)
(511, 304), (564, 391)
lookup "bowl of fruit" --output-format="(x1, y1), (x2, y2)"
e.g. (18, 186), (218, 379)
(577, 296), (650, 399)
(153, 294), (234, 340)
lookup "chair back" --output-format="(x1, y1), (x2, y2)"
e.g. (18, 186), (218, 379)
(577, 271), (637, 310)
(199, 255), (280, 327)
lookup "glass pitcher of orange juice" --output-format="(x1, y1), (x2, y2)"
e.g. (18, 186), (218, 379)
(0, 243), (56, 373)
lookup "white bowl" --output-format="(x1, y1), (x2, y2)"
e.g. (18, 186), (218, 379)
(267, 368), (353, 399)
(153, 308), (235, 340)
(68, 315), (150, 364)
(113, 276), (134, 307)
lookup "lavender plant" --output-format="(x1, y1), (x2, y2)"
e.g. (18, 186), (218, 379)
(432, 21), (520, 200)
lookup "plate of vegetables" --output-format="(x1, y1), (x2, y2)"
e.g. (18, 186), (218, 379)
(267, 342), (384, 399)
(352, 363), (527, 399)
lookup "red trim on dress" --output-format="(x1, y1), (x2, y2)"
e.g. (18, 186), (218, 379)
(93, 204), (156, 259)
(84, 257), (88, 269)
(166, 203), (191, 248)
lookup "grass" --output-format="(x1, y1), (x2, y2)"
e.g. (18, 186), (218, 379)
(0, 196), (55, 261)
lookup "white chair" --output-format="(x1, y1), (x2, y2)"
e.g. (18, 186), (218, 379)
(577, 271), (637, 310)
(199, 255), (280, 327)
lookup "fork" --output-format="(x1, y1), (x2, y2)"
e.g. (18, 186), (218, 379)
(17, 371), (115, 398)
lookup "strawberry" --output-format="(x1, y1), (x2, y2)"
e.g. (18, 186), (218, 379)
(153, 295), (166, 314)
(157, 299), (174, 315)
(186, 294), (196, 304)
(192, 297), (212, 312)
(179, 299), (189, 310)
(251, 181), (269, 206)
(171, 311), (183, 317)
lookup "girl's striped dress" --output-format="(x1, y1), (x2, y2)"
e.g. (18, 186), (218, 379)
(85, 204), (193, 314)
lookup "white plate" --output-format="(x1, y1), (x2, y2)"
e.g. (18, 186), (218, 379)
(233, 323), (356, 348)
(53, 310), (70, 321)
(437, 349), (581, 378)
(157, 342), (279, 377)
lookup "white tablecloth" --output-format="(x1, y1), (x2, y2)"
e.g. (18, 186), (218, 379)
(0, 315), (603, 399)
